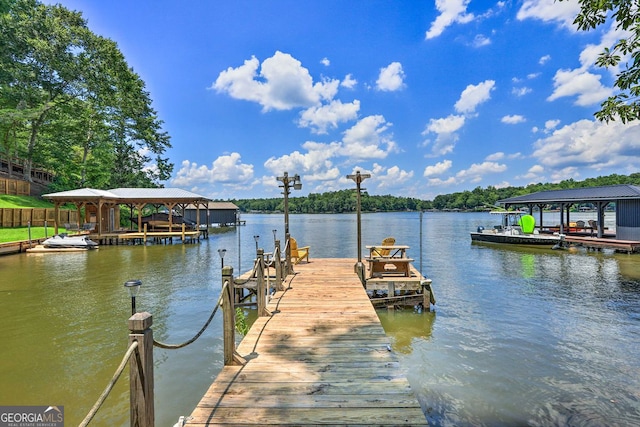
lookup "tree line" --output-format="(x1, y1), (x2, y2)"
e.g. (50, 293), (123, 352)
(0, 0), (173, 191)
(232, 173), (640, 214)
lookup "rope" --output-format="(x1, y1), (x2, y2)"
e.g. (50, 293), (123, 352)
(79, 341), (139, 427)
(153, 281), (228, 350)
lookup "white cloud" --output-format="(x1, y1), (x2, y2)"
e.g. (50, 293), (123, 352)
(426, 0), (475, 39)
(172, 153), (254, 188)
(321, 57), (330, 66)
(532, 119), (640, 173)
(456, 161), (507, 183)
(340, 115), (397, 159)
(422, 114), (466, 156)
(454, 80), (496, 114)
(547, 68), (612, 106)
(485, 152), (504, 161)
(298, 100), (360, 134)
(423, 159), (452, 177)
(472, 34), (491, 47)
(341, 74), (357, 89)
(264, 141), (341, 176)
(501, 114), (526, 124)
(376, 62), (405, 92)
(516, 0), (581, 29)
(539, 54), (551, 65)
(512, 87), (532, 97)
(213, 51), (339, 111)
(377, 165), (414, 188)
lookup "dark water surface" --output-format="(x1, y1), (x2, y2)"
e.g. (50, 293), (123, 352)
(1, 212), (638, 426)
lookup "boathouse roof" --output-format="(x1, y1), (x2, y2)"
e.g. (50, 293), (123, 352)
(43, 187), (210, 204)
(498, 184), (640, 206)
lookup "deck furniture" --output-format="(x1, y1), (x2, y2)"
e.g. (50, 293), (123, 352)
(289, 237), (310, 264)
(365, 244), (413, 278)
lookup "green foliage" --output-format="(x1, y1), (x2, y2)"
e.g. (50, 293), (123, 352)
(235, 307), (249, 336)
(0, 226), (70, 243)
(0, 0), (173, 191)
(564, 0), (640, 123)
(0, 194), (54, 208)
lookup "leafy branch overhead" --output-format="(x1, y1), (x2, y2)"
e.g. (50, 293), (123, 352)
(566, 0), (640, 123)
(0, 0), (173, 189)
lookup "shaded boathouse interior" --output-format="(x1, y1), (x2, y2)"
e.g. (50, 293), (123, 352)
(498, 184), (640, 252)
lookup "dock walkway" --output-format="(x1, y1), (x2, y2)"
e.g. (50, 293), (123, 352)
(183, 258), (426, 426)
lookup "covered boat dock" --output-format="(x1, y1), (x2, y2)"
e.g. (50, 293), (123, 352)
(498, 184), (640, 253)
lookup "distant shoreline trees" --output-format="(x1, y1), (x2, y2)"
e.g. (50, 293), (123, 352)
(232, 173), (640, 214)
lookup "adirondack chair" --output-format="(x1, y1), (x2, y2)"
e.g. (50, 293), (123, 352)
(371, 237), (396, 257)
(289, 237), (310, 264)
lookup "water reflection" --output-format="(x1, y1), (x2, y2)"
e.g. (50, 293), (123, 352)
(377, 310), (436, 354)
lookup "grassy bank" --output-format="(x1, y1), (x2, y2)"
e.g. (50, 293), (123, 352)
(0, 226), (71, 244)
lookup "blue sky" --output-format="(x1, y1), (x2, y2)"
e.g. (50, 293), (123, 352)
(51, 1), (640, 200)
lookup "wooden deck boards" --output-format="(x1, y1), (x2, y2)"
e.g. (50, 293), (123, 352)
(183, 258), (426, 426)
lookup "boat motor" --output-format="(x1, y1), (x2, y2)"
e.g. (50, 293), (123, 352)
(477, 226), (485, 233)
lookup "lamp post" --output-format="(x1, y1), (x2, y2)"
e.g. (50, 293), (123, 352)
(253, 235), (260, 252)
(272, 229), (277, 246)
(124, 279), (142, 315)
(277, 172), (302, 272)
(217, 248), (226, 268)
(347, 171), (371, 278)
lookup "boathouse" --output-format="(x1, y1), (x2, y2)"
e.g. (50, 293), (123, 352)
(43, 187), (210, 235)
(498, 184), (640, 241)
(183, 201), (240, 226)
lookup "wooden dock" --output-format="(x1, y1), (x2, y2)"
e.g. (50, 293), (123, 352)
(182, 258), (427, 426)
(563, 235), (640, 253)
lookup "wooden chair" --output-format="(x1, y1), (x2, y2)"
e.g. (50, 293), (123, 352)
(289, 237), (310, 264)
(372, 237), (395, 257)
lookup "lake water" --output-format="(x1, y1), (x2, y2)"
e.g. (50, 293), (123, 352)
(0, 212), (638, 426)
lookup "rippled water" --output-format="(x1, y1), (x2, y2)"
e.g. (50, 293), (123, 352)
(1, 212), (638, 426)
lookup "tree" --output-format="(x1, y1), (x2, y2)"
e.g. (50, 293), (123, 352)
(0, 0), (173, 188)
(567, 0), (640, 123)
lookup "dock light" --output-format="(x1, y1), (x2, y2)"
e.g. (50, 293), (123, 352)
(124, 279), (142, 315)
(272, 229), (277, 245)
(347, 171), (371, 277)
(218, 248), (226, 268)
(254, 235), (260, 252)
(277, 172), (303, 272)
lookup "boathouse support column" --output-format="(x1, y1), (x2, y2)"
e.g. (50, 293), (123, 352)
(128, 312), (154, 427)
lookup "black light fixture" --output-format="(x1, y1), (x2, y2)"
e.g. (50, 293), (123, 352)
(253, 235), (260, 252)
(217, 248), (227, 268)
(277, 172), (303, 270)
(272, 229), (277, 245)
(124, 279), (142, 315)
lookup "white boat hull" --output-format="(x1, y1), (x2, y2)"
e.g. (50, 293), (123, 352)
(42, 235), (99, 249)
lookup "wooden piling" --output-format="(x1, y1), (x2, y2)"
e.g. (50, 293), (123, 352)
(128, 312), (154, 427)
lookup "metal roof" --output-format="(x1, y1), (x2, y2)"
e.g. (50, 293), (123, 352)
(184, 201), (239, 210)
(498, 184), (640, 205)
(43, 187), (210, 203)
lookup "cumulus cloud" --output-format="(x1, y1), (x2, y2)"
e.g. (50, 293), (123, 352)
(547, 68), (613, 106)
(512, 87), (532, 97)
(341, 74), (357, 89)
(454, 80), (496, 114)
(426, 0), (475, 39)
(539, 54), (551, 65)
(172, 153), (254, 189)
(213, 51), (339, 111)
(423, 159), (452, 177)
(501, 114), (526, 124)
(377, 165), (414, 188)
(455, 161), (507, 183)
(264, 141), (341, 176)
(472, 34), (491, 47)
(422, 114), (466, 155)
(341, 115), (397, 159)
(532, 119), (640, 174)
(298, 100), (360, 134)
(516, 0), (581, 29)
(376, 62), (405, 91)
(321, 57), (330, 66)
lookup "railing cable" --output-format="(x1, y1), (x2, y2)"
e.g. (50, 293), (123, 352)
(79, 341), (139, 427)
(153, 281), (228, 350)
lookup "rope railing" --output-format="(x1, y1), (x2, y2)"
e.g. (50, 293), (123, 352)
(79, 341), (140, 427)
(153, 281), (228, 350)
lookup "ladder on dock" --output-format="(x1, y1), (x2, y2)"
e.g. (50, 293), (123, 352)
(181, 258), (427, 426)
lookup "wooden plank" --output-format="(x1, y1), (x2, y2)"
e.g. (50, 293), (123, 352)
(182, 258), (426, 426)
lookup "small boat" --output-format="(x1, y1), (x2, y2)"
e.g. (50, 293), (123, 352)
(470, 211), (564, 246)
(41, 234), (99, 249)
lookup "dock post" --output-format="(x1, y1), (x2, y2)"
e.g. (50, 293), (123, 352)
(128, 312), (154, 427)
(222, 266), (246, 366)
(274, 240), (283, 291)
(421, 279), (433, 313)
(256, 249), (271, 316)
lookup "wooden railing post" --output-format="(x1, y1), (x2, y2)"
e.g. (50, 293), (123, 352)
(256, 249), (270, 317)
(222, 266), (246, 366)
(274, 240), (283, 291)
(128, 312), (154, 427)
